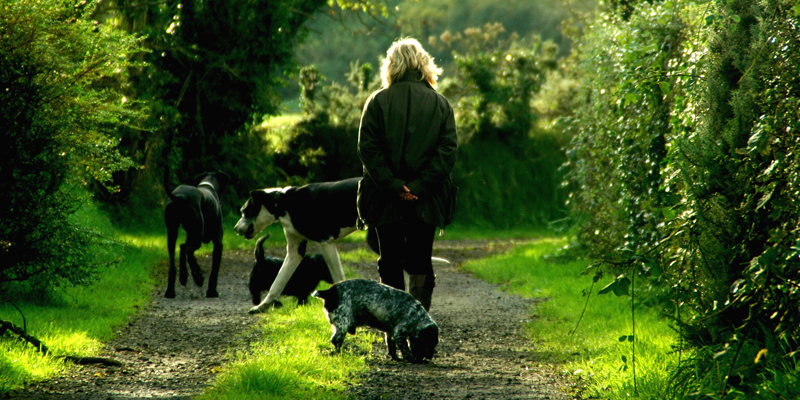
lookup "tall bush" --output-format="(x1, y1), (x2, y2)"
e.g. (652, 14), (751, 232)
(441, 24), (569, 228)
(0, 0), (144, 291)
(664, 0), (800, 395)
(565, 0), (800, 396)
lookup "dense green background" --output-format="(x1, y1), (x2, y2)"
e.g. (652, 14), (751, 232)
(4, 0), (800, 398)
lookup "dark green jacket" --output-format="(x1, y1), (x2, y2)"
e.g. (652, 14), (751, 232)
(357, 71), (458, 228)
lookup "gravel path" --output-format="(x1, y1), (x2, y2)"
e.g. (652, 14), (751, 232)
(8, 239), (570, 400)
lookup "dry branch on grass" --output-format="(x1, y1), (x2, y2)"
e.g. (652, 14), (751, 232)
(0, 318), (122, 367)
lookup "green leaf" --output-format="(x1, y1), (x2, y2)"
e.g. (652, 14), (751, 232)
(598, 275), (631, 297)
(758, 160), (779, 179)
(647, 262), (664, 278)
(624, 92), (639, 106)
(757, 186), (774, 210)
(658, 81), (670, 95)
(731, 279), (746, 294)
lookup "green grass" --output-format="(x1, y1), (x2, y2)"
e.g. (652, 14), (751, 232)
(0, 203), (161, 394)
(200, 292), (378, 400)
(2, 208), (679, 399)
(200, 246), (377, 400)
(461, 236), (679, 399)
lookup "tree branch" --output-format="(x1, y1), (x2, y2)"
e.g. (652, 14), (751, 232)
(0, 318), (123, 367)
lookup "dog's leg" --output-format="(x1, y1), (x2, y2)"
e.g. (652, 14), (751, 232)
(165, 210), (179, 298)
(385, 332), (401, 361)
(319, 243), (346, 283)
(206, 235), (222, 298)
(178, 244), (189, 286)
(249, 233), (304, 313)
(393, 330), (416, 363)
(183, 240), (205, 287)
(180, 209), (205, 287)
(331, 324), (347, 353)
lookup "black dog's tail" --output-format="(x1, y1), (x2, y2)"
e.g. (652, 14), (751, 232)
(366, 226), (380, 254)
(162, 131), (181, 202)
(254, 234), (269, 261)
(312, 286), (339, 310)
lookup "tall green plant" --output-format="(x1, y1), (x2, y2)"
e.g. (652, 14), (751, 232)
(564, 0), (694, 261)
(661, 0), (800, 396)
(442, 24), (568, 228)
(566, 0), (800, 396)
(0, 0), (144, 291)
(91, 0), (402, 210)
(89, 0), (331, 209)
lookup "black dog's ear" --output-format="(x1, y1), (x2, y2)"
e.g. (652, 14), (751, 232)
(412, 324), (439, 361)
(215, 171), (230, 182)
(250, 189), (282, 207)
(418, 325), (439, 343)
(249, 189), (269, 202)
(213, 171), (230, 187)
(194, 172), (211, 183)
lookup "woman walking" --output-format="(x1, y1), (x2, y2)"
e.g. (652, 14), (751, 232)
(357, 38), (458, 311)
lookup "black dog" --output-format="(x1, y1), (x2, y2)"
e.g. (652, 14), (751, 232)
(249, 234), (333, 307)
(164, 172), (228, 298)
(313, 279), (439, 363)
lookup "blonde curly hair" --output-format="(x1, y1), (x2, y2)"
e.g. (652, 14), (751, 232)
(380, 38), (443, 89)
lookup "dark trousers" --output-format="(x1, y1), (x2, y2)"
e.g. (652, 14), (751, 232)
(375, 220), (436, 290)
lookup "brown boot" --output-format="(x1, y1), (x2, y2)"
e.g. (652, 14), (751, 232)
(408, 274), (435, 311)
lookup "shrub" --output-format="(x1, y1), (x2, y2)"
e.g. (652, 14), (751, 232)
(0, 0), (144, 292)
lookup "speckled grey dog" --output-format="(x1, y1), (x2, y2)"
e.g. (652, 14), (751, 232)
(312, 279), (438, 363)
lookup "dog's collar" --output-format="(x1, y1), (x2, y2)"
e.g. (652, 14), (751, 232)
(198, 182), (215, 189)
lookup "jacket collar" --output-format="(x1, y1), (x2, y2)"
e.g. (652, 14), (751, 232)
(397, 70), (432, 88)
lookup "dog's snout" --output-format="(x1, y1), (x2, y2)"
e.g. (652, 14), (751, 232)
(233, 220), (252, 238)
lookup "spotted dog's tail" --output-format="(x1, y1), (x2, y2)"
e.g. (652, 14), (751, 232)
(254, 234), (269, 261)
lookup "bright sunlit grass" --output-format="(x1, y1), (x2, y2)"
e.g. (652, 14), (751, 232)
(200, 297), (377, 400)
(0, 203), (160, 394)
(461, 236), (679, 399)
(0, 241), (160, 393)
(201, 246), (375, 400)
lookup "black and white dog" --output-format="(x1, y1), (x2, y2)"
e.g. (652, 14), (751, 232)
(249, 234), (333, 307)
(164, 172), (229, 298)
(313, 279), (439, 363)
(234, 178), (359, 313)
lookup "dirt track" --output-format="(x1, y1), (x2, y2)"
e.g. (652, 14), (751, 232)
(8, 239), (571, 399)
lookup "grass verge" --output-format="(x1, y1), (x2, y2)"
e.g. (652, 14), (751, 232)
(199, 250), (378, 400)
(461, 236), (679, 399)
(0, 204), (160, 394)
(199, 300), (378, 400)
